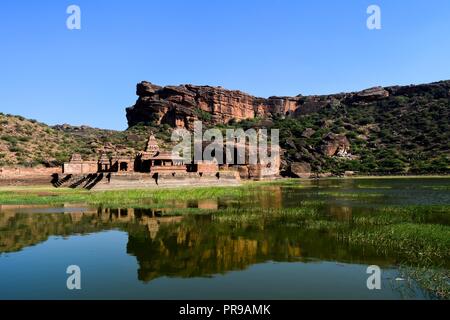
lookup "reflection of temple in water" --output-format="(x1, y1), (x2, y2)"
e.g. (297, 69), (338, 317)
(97, 207), (184, 240)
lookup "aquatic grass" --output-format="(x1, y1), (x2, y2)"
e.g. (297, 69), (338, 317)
(420, 185), (450, 191)
(356, 185), (393, 189)
(316, 191), (385, 199)
(244, 179), (307, 187)
(378, 205), (450, 225)
(346, 205), (450, 227)
(211, 207), (323, 224)
(344, 223), (450, 265)
(209, 204), (450, 227)
(0, 189), (91, 205)
(208, 205), (450, 267)
(399, 266), (450, 300)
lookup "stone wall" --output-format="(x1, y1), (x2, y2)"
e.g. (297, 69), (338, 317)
(0, 167), (62, 186)
(63, 162), (98, 175)
(97, 171), (240, 190)
(0, 167), (61, 176)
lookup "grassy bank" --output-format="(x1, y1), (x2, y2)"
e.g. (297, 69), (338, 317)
(0, 179), (310, 206)
(0, 185), (256, 207)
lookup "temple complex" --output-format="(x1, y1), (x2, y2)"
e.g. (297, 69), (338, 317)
(60, 132), (279, 189)
(63, 133), (194, 175)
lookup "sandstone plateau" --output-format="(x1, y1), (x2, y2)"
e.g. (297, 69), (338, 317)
(126, 81), (450, 130)
(127, 82), (302, 129)
(126, 81), (429, 129)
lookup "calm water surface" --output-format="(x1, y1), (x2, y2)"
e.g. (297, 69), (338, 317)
(0, 178), (449, 300)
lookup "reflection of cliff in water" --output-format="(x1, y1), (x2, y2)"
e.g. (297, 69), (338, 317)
(127, 214), (397, 282)
(1, 207), (397, 283)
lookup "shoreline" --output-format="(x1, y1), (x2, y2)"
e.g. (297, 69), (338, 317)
(315, 175), (450, 180)
(0, 175), (449, 206)
(0, 174), (449, 191)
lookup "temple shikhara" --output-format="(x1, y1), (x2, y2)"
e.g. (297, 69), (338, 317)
(60, 133), (280, 190)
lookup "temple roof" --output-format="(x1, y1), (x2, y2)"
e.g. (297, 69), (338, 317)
(145, 132), (160, 154)
(149, 151), (184, 161)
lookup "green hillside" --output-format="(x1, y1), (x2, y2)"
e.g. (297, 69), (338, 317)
(232, 82), (450, 175)
(0, 114), (170, 167)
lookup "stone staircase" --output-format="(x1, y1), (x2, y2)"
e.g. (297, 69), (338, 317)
(53, 173), (105, 189)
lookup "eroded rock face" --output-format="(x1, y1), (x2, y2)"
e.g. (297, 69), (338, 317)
(125, 80), (405, 129)
(126, 82), (301, 129)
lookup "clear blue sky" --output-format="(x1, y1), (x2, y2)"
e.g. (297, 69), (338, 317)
(1, 0), (449, 130)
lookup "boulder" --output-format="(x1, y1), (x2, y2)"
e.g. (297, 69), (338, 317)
(322, 133), (350, 157)
(289, 162), (311, 179)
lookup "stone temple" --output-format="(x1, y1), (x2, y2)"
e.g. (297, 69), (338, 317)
(59, 133), (280, 190)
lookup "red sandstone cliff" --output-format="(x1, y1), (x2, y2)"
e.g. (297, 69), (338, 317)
(126, 82), (302, 129)
(125, 81), (398, 129)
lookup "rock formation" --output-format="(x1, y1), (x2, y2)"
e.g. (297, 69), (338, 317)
(127, 80), (450, 130)
(126, 81), (301, 129)
(127, 81), (389, 129)
(288, 162), (312, 178)
(321, 133), (351, 157)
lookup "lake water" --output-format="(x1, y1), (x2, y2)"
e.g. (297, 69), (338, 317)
(0, 178), (449, 300)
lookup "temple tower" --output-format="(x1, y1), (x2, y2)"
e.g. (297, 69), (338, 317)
(145, 132), (160, 156)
